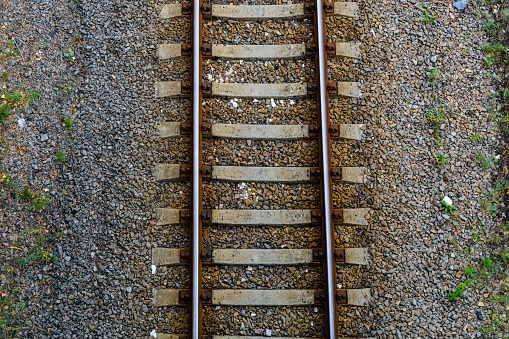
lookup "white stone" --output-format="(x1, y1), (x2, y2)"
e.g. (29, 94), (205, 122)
(442, 196), (453, 206)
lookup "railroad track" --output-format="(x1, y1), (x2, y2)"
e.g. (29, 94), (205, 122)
(152, 1), (370, 338)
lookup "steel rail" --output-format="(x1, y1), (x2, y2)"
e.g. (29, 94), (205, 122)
(314, 0), (338, 338)
(190, 0), (203, 336)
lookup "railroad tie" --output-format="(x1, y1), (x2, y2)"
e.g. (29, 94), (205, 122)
(155, 81), (361, 98)
(156, 42), (361, 60)
(155, 208), (370, 226)
(152, 248), (369, 266)
(158, 122), (365, 141)
(154, 288), (370, 307)
(159, 2), (359, 20)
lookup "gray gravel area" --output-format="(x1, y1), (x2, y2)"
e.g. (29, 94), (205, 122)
(331, 1), (499, 338)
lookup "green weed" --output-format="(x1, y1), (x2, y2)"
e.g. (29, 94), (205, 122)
(57, 81), (77, 95)
(449, 280), (473, 301)
(469, 133), (487, 143)
(27, 89), (40, 105)
(6, 40), (20, 57)
(63, 117), (73, 130)
(482, 42), (508, 56)
(464, 266), (475, 279)
(0, 295), (28, 337)
(56, 148), (68, 164)
(434, 130), (444, 146)
(1, 88), (40, 122)
(441, 200), (457, 214)
(0, 173), (13, 187)
(73, 34), (82, 46)
(475, 151), (497, 169)
(15, 233), (60, 266)
(67, 50), (75, 62)
(485, 16), (499, 36)
(448, 237), (459, 248)
(435, 153), (449, 168)
(29, 195), (51, 212)
(502, 88), (509, 99)
(450, 266), (477, 301)
(428, 68), (441, 85)
(480, 180), (508, 216)
(20, 185), (35, 200)
(482, 43), (508, 68)
(0, 103), (11, 122)
(426, 106), (445, 124)
(420, 1), (436, 24)
(4, 91), (22, 106)
(481, 308), (509, 336)
(1, 71), (7, 81)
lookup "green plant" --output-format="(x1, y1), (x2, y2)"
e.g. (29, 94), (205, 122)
(428, 68), (441, 85)
(482, 42), (508, 55)
(63, 117), (73, 130)
(475, 151), (496, 169)
(57, 81), (77, 95)
(450, 266), (476, 301)
(67, 50), (75, 62)
(0, 103), (11, 122)
(2, 228), (63, 337)
(481, 43), (508, 68)
(435, 153), (449, 168)
(426, 106), (445, 124)
(29, 195), (51, 212)
(16, 246), (56, 266)
(1, 71), (7, 81)
(483, 54), (496, 68)
(420, 1), (436, 24)
(434, 130), (444, 146)
(0, 87), (40, 124)
(5, 91), (22, 106)
(485, 16), (499, 36)
(56, 148), (68, 164)
(20, 185), (35, 200)
(469, 133), (487, 143)
(485, 72), (501, 82)
(480, 180), (509, 216)
(6, 40), (20, 57)
(73, 34), (82, 46)
(449, 281), (469, 301)
(502, 88), (509, 99)
(441, 200), (457, 214)
(0, 172), (13, 187)
(481, 307), (509, 336)
(501, 249), (509, 266)
(3, 88), (40, 111)
(15, 234), (59, 266)
(0, 295), (27, 337)
(464, 266), (475, 279)
(27, 89), (40, 105)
